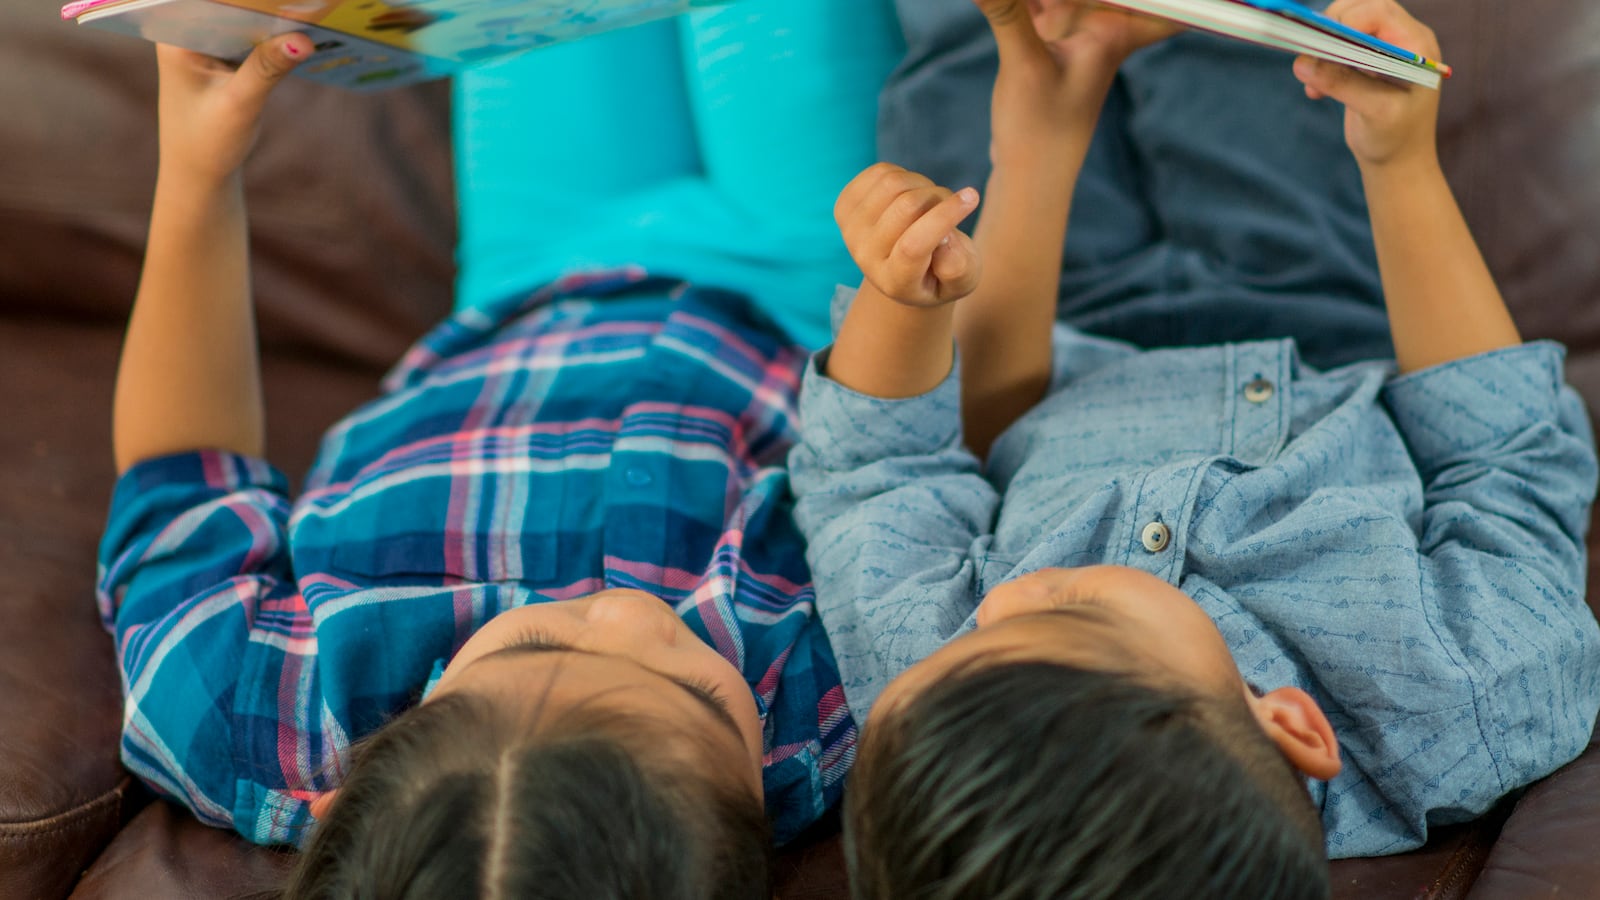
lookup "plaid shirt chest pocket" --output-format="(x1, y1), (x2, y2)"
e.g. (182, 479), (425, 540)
(308, 434), (574, 585)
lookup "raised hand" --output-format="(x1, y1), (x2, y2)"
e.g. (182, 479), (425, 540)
(1028, 0), (1182, 64)
(1290, 0), (1442, 169)
(835, 162), (983, 309)
(156, 33), (312, 186)
(973, 0), (1176, 163)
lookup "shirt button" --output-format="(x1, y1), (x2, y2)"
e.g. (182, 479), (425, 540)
(624, 467), (653, 487)
(1141, 521), (1171, 553)
(1243, 378), (1275, 404)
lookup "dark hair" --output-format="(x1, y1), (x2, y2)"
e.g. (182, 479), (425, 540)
(846, 662), (1329, 900)
(284, 692), (772, 900)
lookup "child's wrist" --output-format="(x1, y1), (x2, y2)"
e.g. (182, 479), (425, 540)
(828, 281), (956, 399)
(151, 167), (246, 229)
(156, 157), (243, 196)
(1356, 145), (1442, 186)
(992, 105), (1106, 170)
(990, 135), (1091, 197)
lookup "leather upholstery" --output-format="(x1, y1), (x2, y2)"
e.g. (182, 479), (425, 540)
(1, 0), (1596, 897)
(0, 0), (455, 370)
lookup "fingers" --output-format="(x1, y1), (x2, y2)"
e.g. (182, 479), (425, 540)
(1322, 0), (1439, 56)
(1292, 54), (1404, 111)
(838, 163), (950, 260)
(835, 162), (921, 230)
(877, 188), (979, 299)
(971, 0), (1050, 62)
(834, 163), (982, 304)
(893, 187), (980, 269)
(1293, 0), (1439, 107)
(929, 230), (982, 300)
(221, 32), (314, 115)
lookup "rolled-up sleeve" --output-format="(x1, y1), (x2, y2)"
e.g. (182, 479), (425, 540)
(788, 352), (1001, 716)
(1382, 341), (1600, 798)
(97, 450), (321, 845)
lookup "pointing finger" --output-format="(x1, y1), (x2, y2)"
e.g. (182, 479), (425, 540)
(890, 187), (981, 275)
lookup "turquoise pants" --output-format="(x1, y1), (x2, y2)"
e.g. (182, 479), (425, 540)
(454, 0), (905, 349)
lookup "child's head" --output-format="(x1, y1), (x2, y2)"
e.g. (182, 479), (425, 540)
(845, 566), (1341, 900)
(285, 589), (772, 899)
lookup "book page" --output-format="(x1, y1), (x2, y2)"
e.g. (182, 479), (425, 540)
(205, 0), (726, 62)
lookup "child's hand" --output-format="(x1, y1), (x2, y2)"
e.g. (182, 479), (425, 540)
(1029, 0), (1181, 63)
(835, 163), (982, 308)
(1291, 0), (1441, 170)
(156, 33), (313, 186)
(976, 0), (1176, 163)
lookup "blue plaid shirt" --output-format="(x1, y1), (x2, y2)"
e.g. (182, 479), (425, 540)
(97, 272), (855, 848)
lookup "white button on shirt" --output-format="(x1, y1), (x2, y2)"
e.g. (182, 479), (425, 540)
(1141, 521), (1171, 553)
(1244, 377), (1275, 403)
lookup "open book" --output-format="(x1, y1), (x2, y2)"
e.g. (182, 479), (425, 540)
(61, 0), (728, 90)
(1096, 0), (1449, 88)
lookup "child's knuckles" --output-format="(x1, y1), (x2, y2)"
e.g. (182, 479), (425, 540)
(886, 171), (934, 196)
(886, 238), (922, 269)
(860, 162), (904, 189)
(250, 47), (293, 83)
(886, 191), (940, 226)
(975, 0), (1026, 28)
(885, 248), (930, 289)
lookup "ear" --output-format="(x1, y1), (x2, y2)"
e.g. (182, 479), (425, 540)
(308, 789), (339, 821)
(1249, 686), (1342, 781)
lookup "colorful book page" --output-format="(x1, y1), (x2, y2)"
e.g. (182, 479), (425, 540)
(193, 0), (732, 62)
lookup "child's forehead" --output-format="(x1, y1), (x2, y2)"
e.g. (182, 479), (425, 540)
(877, 610), (1138, 715)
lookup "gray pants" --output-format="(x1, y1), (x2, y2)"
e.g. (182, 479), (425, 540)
(878, 0), (1392, 368)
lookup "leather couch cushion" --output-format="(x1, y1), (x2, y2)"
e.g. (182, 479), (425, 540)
(1407, 0), (1600, 618)
(70, 800), (852, 899)
(1411, 0), (1600, 356)
(1470, 735), (1600, 899)
(1329, 819), (1507, 900)
(70, 802), (295, 900)
(0, 317), (385, 900)
(0, 1), (456, 369)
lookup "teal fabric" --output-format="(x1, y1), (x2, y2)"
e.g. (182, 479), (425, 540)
(454, 0), (904, 348)
(454, 20), (700, 314)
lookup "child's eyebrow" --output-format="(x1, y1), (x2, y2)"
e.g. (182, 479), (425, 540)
(478, 641), (747, 745)
(1025, 603), (1117, 627)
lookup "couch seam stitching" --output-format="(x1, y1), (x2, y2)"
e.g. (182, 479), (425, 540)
(0, 777), (131, 840)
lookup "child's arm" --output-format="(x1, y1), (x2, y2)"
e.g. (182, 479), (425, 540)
(113, 36), (310, 473)
(827, 164), (982, 400)
(1295, 0), (1600, 811)
(956, 0), (1176, 458)
(825, 2), (1175, 426)
(1291, 0), (1520, 374)
(99, 36), (371, 847)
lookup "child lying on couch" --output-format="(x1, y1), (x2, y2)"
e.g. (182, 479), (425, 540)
(99, 32), (859, 900)
(790, 0), (1600, 896)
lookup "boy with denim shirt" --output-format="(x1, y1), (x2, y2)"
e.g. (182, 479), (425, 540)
(790, 0), (1600, 895)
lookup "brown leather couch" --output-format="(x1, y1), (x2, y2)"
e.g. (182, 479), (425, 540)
(2, 0), (1597, 897)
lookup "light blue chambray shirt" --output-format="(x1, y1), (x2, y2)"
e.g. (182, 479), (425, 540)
(789, 292), (1600, 858)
